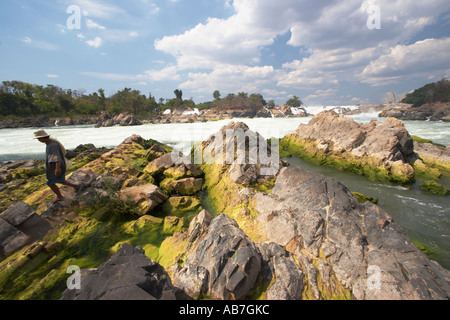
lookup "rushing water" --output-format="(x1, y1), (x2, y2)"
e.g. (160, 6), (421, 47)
(1, 112), (449, 268)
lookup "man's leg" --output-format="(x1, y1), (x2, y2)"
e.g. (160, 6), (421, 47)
(48, 184), (64, 199)
(61, 180), (79, 190)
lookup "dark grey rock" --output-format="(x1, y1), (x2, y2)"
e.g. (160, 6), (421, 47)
(61, 243), (187, 300)
(254, 166), (450, 299)
(173, 213), (261, 300)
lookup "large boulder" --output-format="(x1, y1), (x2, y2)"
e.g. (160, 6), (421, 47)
(119, 184), (167, 215)
(172, 213), (262, 300)
(0, 218), (31, 259)
(0, 201), (53, 258)
(254, 166), (450, 299)
(197, 121), (282, 186)
(60, 243), (187, 300)
(282, 111), (417, 183)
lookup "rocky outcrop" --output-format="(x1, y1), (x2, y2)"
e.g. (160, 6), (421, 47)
(1, 125), (449, 301)
(120, 184), (167, 215)
(95, 112), (142, 128)
(166, 166), (450, 300)
(172, 212), (262, 300)
(255, 166), (450, 299)
(61, 243), (189, 300)
(281, 110), (417, 183)
(197, 121), (283, 185)
(379, 102), (450, 121)
(412, 140), (450, 195)
(0, 202), (51, 259)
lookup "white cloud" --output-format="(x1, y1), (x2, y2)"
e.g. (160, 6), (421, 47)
(74, 0), (124, 19)
(262, 89), (288, 97)
(278, 47), (379, 88)
(305, 89), (338, 101)
(22, 37), (59, 50)
(179, 64), (276, 93)
(360, 37), (450, 85)
(76, 0), (450, 104)
(154, 0), (297, 69)
(153, 0), (447, 93)
(46, 74), (59, 78)
(86, 18), (106, 30)
(143, 65), (181, 82)
(80, 65), (181, 83)
(86, 37), (103, 48)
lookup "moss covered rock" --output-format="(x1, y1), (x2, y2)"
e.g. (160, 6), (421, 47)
(420, 180), (450, 196)
(280, 111), (417, 184)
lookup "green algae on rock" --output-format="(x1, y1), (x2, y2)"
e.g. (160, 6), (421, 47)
(280, 111), (417, 184)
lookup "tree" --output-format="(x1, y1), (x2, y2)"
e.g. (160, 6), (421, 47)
(213, 90), (221, 100)
(174, 89), (183, 100)
(286, 95), (303, 108)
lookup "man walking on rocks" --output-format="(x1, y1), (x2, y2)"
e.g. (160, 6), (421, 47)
(34, 130), (79, 203)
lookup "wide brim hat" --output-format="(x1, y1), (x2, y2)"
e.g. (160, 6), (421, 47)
(33, 130), (50, 139)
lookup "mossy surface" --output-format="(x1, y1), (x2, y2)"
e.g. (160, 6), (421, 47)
(280, 135), (415, 184)
(0, 137), (204, 300)
(352, 192), (379, 204)
(420, 180), (450, 196)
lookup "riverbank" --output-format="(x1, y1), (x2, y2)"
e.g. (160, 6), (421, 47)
(0, 103), (395, 129)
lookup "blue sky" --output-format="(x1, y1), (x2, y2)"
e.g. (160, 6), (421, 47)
(1, 0), (450, 106)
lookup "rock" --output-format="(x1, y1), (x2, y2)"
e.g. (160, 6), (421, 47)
(145, 144), (167, 161)
(0, 202), (52, 258)
(420, 180), (450, 196)
(120, 184), (167, 215)
(229, 163), (258, 185)
(163, 216), (185, 234)
(95, 113), (142, 128)
(257, 242), (304, 300)
(173, 213), (262, 300)
(0, 159), (44, 183)
(0, 201), (35, 227)
(413, 141), (450, 163)
(186, 209), (212, 244)
(144, 153), (179, 176)
(254, 166), (450, 299)
(161, 177), (203, 196)
(198, 121), (281, 184)
(282, 111), (416, 183)
(162, 196), (202, 215)
(60, 243), (187, 300)
(379, 103), (450, 121)
(0, 218), (31, 258)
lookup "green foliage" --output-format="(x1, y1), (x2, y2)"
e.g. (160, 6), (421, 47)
(286, 95), (303, 108)
(215, 92), (266, 111)
(0, 81), (159, 119)
(401, 78), (450, 107)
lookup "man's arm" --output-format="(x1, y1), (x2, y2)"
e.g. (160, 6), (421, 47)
(55, 161), (62, 177)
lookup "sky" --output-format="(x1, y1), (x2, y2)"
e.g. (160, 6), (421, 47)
(1, 0), (450, 106)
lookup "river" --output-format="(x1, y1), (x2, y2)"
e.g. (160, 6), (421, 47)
(1, 111), (449, 268)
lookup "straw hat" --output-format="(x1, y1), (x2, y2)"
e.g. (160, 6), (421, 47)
(33, 130), (50, 139)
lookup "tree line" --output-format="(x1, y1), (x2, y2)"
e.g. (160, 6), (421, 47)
(0, 80), (303, 119)
(401, 78), (450, 107)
